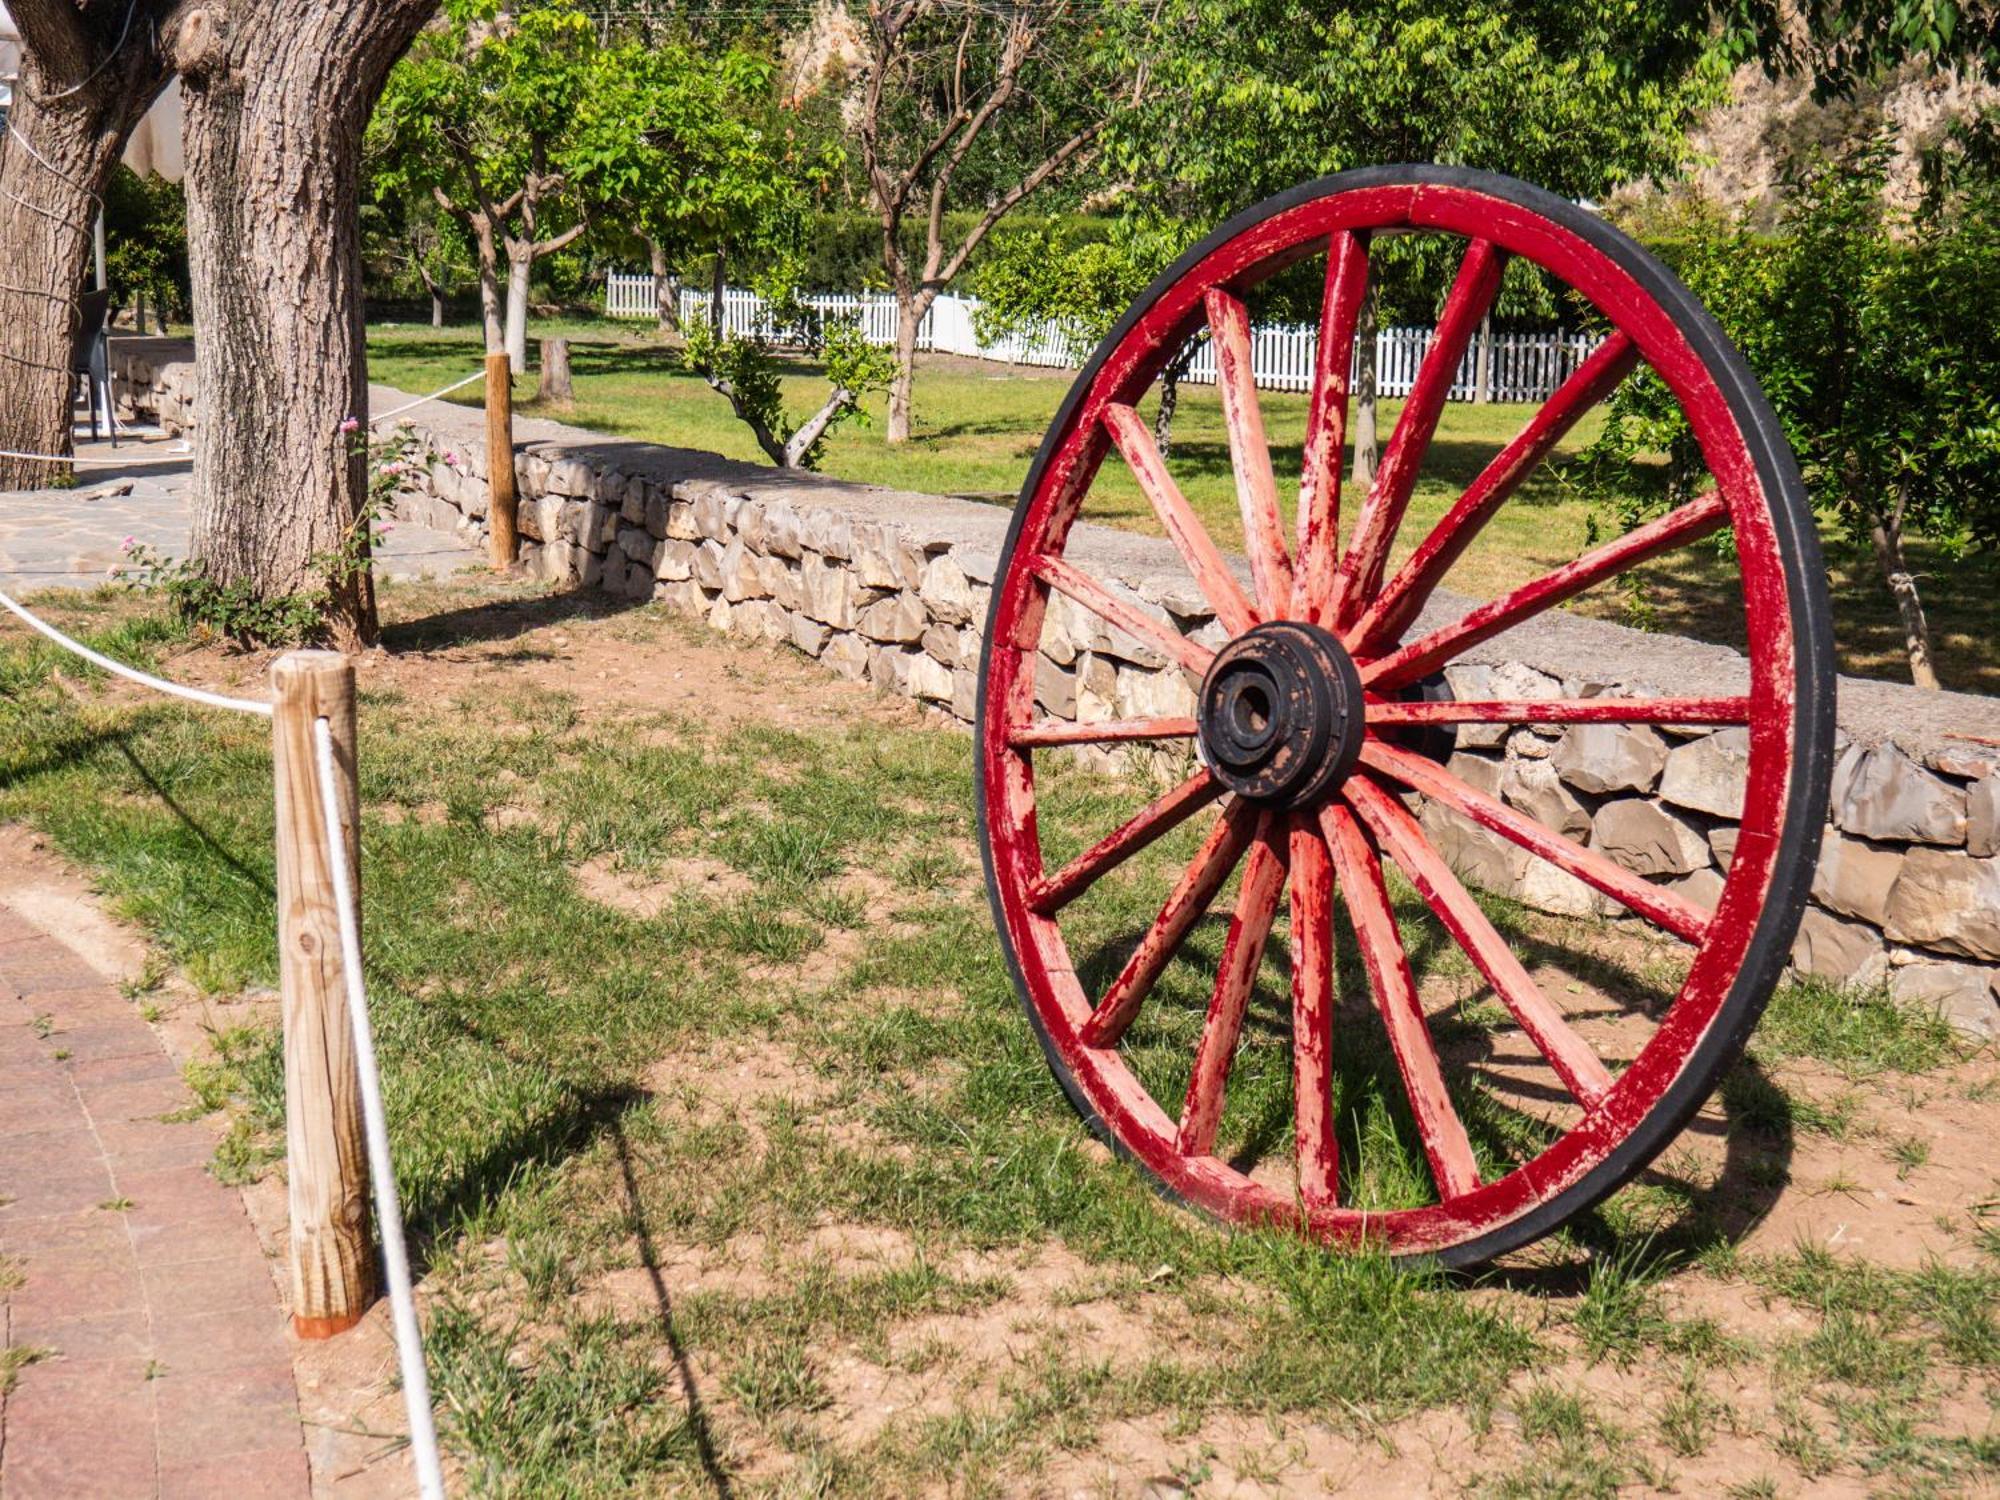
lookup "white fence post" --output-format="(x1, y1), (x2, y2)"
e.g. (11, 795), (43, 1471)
(602, 272), (1602, 402)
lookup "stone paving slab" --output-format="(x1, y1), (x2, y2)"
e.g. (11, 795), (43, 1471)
(0, 425), (482, 594)
(0, 914), (309, 1499)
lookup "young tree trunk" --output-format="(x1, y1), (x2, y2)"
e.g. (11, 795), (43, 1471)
(647, 238), (679, 335)
(709, 249), (725, 333)
(1153, 340), (1197, 459)
(886, 285), (931, 444)
(431, 288), (446, 328)
(538, 337), (573, 403)
(174, 0), (436, 649)
(0, 16), (167, 490)
(1869, 498), (1941, 690)
(1349, 283), (1380, 490)
(503, 243), (533, 373)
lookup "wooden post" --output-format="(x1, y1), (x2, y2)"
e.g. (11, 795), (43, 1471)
(271, 650), (375, 1339)
(486, 351), (518, 569)
(537, 337), (573, 404)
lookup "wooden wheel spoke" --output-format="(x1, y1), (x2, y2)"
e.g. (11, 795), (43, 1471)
(1028, 552), (1216, 677)
(1291, 232), (1370, 626)
(1204, 288), (1294, 614)
(1178, 818), (1288, 1156)
(1361, 491), (1730, 692)
(1359, 739), (1711, 945)
(1344, 775), (1613, 1108)
(1287, 814), (1338, 1208)
(1331, 239), (1506, 631)
(1080, 801), (1259, 1048)
(1030, 771), (1224, 914)
(1319, 801), (1482, 1201)
(1104, 402), (1259, 636)
(1011, 716), (1200, 748)
(1364, 696), (1750, 728)
(1353, 332), (1642, 651)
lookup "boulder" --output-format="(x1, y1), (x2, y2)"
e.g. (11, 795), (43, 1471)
(1834, 741), (1967, 845)
(1882, 848), (2000, 961)
(1658, 729), (1750, 818)
(1590, 798), (1710, 876)
(1552, 723), (1670, 796)
(1890, 961), (2000, 1039)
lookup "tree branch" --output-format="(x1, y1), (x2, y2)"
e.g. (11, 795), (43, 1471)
(783, 387), (856, 468)
(935, 118), (1103, 287)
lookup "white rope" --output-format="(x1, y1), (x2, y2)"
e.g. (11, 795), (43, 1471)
(370, 371), (486, 427)
(311, 716), (448, 1500)
(0, 584), (272, 716)
(0, 445), (191, 468)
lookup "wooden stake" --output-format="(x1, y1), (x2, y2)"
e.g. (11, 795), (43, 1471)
(537, 337), (573, 404)
(486, 351), (518, 569)
(271, 650), (375, 1338)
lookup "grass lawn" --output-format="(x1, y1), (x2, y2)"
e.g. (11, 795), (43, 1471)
(4, 578), (1995, 1496)
(367, 318), (2000, 696)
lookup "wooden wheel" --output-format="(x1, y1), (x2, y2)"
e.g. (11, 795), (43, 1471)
(973, 166), (1836, 1266)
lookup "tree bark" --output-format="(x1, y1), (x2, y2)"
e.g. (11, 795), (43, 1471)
(647, 237), (679, 335)
(173, 0), (436, 649)
(886, 284), (932, 444)
(0, 4), (170, 489)
(709, 249), (725, 333)
(1153, 340), (1197, 460)
(503, 243), (533, 373)
(538, 337), (573, 403)
(1350, 283), (1380, 490)
(1869, 496), (1941, 690)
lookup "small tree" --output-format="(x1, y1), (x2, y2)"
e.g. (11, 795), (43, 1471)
(684, 282), (894, 470)
(1588, 147), (2000, 688)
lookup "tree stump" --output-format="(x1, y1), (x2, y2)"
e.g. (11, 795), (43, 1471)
(538, 337), (574, 404)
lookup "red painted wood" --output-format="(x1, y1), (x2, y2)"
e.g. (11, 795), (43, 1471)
(1028, 552), (1217, 677)
(1352, 332), (1641, 651)
(1361, 491), (1730, 692)
(1011, 715), (1200, 746)
(1029, 772), (1224, 913)
(1331, 239), (1505, 630)
(1319, 800), (1482, 1200)
(1363, 696), (1750, 727)
(1292, 232), (1370, 624)
(1178, 819), (1288, 1156)
(1205, 288), (1295, 614)
(1359, 739), (1712, 944)
(1104, 402), (1260, 636)
(1287, 815), (1339, 1208)
(974, 175), (1805, 1259)
(1344, 775), (1614, 1107)
(1080, 801), (1259, 1048)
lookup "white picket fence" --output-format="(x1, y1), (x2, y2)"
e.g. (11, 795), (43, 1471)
(605, 273), (1602, 401)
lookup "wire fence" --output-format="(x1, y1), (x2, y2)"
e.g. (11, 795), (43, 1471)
(606, 274), (1606, 402)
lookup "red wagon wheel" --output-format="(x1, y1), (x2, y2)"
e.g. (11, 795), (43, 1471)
(974, 166), (1835, 1266)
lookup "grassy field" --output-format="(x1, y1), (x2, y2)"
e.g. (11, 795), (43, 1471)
(3, 579), (1995, 1497)
(367, 318), (2000, 695)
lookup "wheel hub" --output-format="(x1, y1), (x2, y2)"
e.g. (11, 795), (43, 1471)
(1196, 620), (1364, 808)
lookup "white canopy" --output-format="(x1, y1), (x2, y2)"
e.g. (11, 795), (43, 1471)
(0, 4), (184, 182)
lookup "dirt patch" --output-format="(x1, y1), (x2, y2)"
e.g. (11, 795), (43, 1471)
(573, 852), (753, 917)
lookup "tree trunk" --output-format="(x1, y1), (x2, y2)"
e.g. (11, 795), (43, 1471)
(538, 337), (573, 403)
(886, 286), (929, 444)
(473, 225), (503, 354)
(647, 238), (679, 335)
(1474, 313), (1493, 404)
(1869, 501), (1941, 690)
(1154, 341), (1196, 460)
(1350, 283), (1379, 490)
(709, 249), (725, 333)
(431, 288), (446, 328)
(503, 243), (532, 373)
(176, 0), (436, 649)
(0, 34), (165, 490)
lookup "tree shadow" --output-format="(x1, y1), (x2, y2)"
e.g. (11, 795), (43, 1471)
(379, 587), (646, 654)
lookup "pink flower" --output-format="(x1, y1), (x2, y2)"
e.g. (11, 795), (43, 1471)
(443, 449), (461, 468)
(119, 535), (135, 552)
(376, 521), (397, 533)
(381, 460), (405, 476)
(339, 416), (361, 435)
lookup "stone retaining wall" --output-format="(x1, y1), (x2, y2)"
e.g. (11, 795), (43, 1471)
(110, 338), (2000, 1035)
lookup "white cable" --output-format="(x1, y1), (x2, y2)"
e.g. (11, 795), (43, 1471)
(0, 584), (272, 716)
(0, 445), (191, 468)
(311, 715), (447, 1500)
(370, 370), (486, 427)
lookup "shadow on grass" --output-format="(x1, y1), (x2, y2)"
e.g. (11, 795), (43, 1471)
(380, 587), (648, 654)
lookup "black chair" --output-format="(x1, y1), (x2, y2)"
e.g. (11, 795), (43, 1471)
(70, 287), (116, 446)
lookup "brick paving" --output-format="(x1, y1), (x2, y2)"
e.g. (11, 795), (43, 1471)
(0, 904), (310, 1500)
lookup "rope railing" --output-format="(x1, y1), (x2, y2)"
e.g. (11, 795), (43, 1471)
(0, 590), (447, 1497)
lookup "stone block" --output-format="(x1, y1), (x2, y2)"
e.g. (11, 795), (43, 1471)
(800, 553), (859, 629)
(653, 579), (707, 615)
(734, 600), (788, 643)
(547, 458), (591, 497)
(736, 500), (768, 553)
(858, 592), (926, 644)
(768, 559), (802, 612)
(615, 525), (652, 563)
(1418, 799), (1528, 896)
(1035, 655), (1077, 719)
(853, 524), (923, 591)
(654, 539), (697, 582)
(1968, 776), (1998, 859)
(1591, 798), (1709, 876)
(692, 540), (726, 591)
(1115, 664), (1198, 720)
(1076, 653), (1118, 721)
(665, 501), (699, 541)
(909, 652), (955, 704)
(1670, 866), (1726, 909)
(1890, 960), (1999, 1039)
(764, 503), (804, 558)
(1710, 824), (1739, 872)
(920, 554), (980, 625)
(1790, 905), (1889, 985)
(1658, 728), (1749, 819)
(788, 614), (830, 657)
(802, 507), (853, 561)
(1928, 745), (2000, 781)
(1443, 662), (1562, 749)
(706, 594), (732, 633)
(1882, 848), (2000, 960)
(822, 632), (871, 681)
(1835, 741), (1967, 845)
(1501, 757), (1591, 842)
(619, 480), (647, 526)
(720, 539), (771, 603)
(922, 623), (962, 669)
(952, 668), (978, 722)
(1809, 832), (1902, 926)
(1553, 723), (1669, 796)
(691, 487), (741, 538)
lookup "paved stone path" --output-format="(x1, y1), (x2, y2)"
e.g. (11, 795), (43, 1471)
(0, 427), (480, 593)
(0, 901), (310, 1499)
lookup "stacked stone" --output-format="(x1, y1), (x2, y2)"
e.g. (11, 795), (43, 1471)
(110, 347), (2000, 1038)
